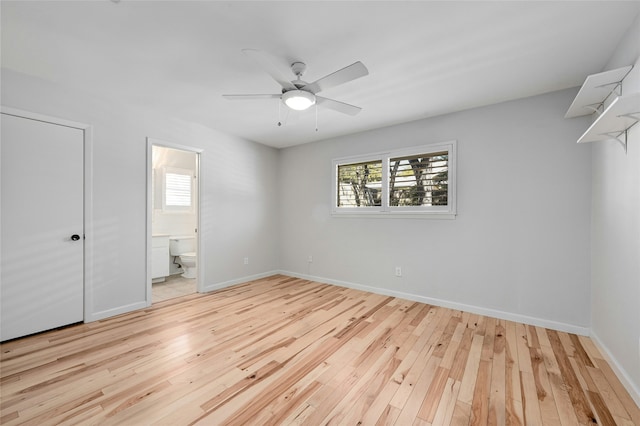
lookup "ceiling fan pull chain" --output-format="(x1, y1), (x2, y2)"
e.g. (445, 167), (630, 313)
(315, 104), (319, 132)
(277, 98), (282, 127)
(278, 101), (290, 127)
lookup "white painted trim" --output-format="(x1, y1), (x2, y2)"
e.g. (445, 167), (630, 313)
(278, 270), (590, 336)
(1, 106), (95, 325)
(201, 271), (280, 293)
(330, 213), (457, 220)
(590, 330), (640, 407)
(146, 140), (153, 307)
(146, 138), (204, 307)
(1, 106), (90, 130)
(87, 301), (148, 322)
(83, 126), (95, 324)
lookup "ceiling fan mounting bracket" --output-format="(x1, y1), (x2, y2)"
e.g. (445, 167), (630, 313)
(290, 62), (307, 78)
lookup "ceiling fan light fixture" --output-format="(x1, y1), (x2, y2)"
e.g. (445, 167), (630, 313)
(282, 90), (316, 111)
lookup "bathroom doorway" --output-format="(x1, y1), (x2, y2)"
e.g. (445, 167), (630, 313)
(146, 138), (203, 305)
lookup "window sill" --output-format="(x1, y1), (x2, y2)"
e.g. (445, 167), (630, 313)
(157, 208), (194, 215)
(331, 212), (456, 220)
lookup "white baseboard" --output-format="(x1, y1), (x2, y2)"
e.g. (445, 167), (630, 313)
(85, 271), (280, 322)
(590, 330), (640, 408)
(201, 270), (280, 293)
(87, 270), (590, 337)
(86, 301), (148, 322)
(278, 270), (590, 336)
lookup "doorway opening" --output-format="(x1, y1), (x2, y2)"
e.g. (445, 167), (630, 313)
(146, 138), (203, 305)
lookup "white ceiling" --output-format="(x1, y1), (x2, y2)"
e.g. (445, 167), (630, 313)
(2, 1), (639, 148)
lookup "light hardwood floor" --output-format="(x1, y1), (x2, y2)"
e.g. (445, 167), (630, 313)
(1, 275), (638, 425)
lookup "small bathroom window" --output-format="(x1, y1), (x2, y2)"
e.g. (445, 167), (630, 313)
(163, 167), (193, 212)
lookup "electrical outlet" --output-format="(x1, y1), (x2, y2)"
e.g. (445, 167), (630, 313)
(244, 257), (249, 265)
(395, 266), (402, 277)
(308, 255), (313, 263)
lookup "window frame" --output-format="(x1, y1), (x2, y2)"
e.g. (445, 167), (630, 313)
(162, 166), (194, 213)
(331, 141), (457, 219)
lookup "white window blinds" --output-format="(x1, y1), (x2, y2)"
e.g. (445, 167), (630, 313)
(164, 168), (192, 209)
(337, 160), (383, 207)
(332, 141), (456, 217)
(389, 151), (448, 207)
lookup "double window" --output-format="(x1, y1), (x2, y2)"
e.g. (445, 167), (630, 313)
(332, 141), (456, 217)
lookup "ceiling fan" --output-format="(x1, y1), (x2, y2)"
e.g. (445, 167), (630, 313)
(223, 49), (369, 117)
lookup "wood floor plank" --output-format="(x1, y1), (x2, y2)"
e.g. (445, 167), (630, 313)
(456, 333), (484, 407)
(431, 377), (462, 426)
(393, 351), (441, 425)
(417, 366), (450, 422)
(520, 371), (543, 425)
(319, 344), (399, 425)
(357, 310), (442, 424)
(538, 342), (580, 426)
(547, 329), (599, 425)
(389, 307), (449, 410)
(588, 389), (618, 426)
(450, 400), (472, 426)
(588, 364), (635, 422)
(470, 359), (492, 426)
(489, 320), (506, 426)
(529, 345), (561, 425)
(504, 320), (525, 426)
(0, 275), (637, 425)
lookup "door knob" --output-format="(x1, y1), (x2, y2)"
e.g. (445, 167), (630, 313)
(71, 234), (81, 241)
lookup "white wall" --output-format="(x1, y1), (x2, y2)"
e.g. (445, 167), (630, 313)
(590, 14), (640, 404)
(279, 88), (592, 333)
(1, 68), (280, 320)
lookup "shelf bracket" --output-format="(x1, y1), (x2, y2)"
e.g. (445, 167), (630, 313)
(600, 130), (627, 152)
(595, 80), (624, 98)
(599, 115), (638, 153)
(583, 102), (605, 115)
(617, 111), (640, 122)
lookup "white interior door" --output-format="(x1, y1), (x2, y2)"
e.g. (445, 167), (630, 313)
(1, 113), (84, 341)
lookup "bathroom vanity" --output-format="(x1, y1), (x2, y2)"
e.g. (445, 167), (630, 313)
(151, 235), (170, 281)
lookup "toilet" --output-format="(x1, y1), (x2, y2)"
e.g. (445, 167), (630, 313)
(169, 236), (197, 279)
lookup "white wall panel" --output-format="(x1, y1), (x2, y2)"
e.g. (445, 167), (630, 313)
(279, 88), (592, 331)
(590, 14), (640, 405)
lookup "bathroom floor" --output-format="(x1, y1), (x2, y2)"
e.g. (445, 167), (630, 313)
(152, 274), (197, 303)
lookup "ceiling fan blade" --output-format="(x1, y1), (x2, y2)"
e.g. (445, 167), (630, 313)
(223, 94), (281, 100)
(304, 61), (368, 94)
(316, 96), (362, 116)
(241, 49), (297, 91)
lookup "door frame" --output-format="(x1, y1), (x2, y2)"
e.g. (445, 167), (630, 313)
(146, 138), (204, 305)
(1, 106), (94, 322)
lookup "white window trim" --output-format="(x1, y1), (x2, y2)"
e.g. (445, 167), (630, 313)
(331, 141), (457, 219)
(162, 166), (194, 213)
